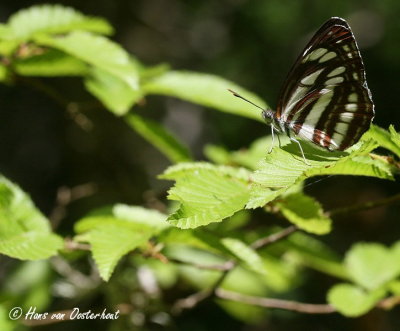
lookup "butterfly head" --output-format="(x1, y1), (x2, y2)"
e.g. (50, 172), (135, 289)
(261, 109), (275, 125)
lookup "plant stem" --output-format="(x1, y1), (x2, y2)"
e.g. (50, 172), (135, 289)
(171, 226), (298, 313)
(326, 192), (400, 217)
(215, 289), (336, 314)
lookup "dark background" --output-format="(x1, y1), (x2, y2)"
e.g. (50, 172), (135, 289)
(0, 0), (399, 330)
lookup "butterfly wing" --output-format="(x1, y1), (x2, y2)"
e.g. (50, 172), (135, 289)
(275, 17), (374, 151)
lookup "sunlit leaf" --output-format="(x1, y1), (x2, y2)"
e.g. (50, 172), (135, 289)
(282, 231), (348, 279)
(327, 283), (385, 317)
(364, 124), (400, 158)
(14, 49), (88, 76)
(222, 238), (267, 275)
(112, 204), (169, 231)
(159, 163), (251, 228)
(75, 205), (168, 280)
(2, 260), (52, 311)
(159, 228), (231, 258)
(203, 145), (232, 165)
(35, 31), (139, 90)
(0, 176), (63, 260)
(0, 305), (15, 331)
(143, 71), (267, 121)
(345, 242), (400, 290)
(247, 140), (393, 209)
(125, 114), (192, 163)
(0, 39), (19, 56)
(76, 223), (151, 281)
(276, 193), (331, 234)
(6, 4), (113, 40)
(85, 67), (141, 115)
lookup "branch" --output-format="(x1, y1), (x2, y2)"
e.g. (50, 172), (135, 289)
(49, 183), (97, 228)
(215, 289), (336, 314)
(326, 192), (400, 217)
(171, 226), (298, 313)
(171, 259), (235, 314)
(251, 225), (298, 250)
(216, 289), (400, 315)
(168, 258), (234, 271)
(17, 76), (95, 131)
(64, 238), (91, 251)
(377, 295), (400, 310)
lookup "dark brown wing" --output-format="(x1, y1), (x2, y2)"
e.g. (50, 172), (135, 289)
(276, 17), (374, 150)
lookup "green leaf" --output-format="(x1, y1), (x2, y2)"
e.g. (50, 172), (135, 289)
(221, 237), (295, 291)
(246, 186), (283, 209)
(77, 223), (151, 281)
(0, 232), (63, 261)
(35, 31), (139, 90)
(75, 204), (168, 280)
(205, 136), (292, 170)
(327, 283), (385, 317)
(0, 305), (15, 331)
(387, 280), (400, 295)
(2, 260), (52, 311)
(232, 136), (288, 169)
(218, 268), (272, 322)
(345, 242), (400, 290)
(364, 124), (400, 158)
(0, 64), (7, 81)
(159, 163), (251, 228)
(142, 71), (267, 121)
(283, 231), (348, 279)
(85, 67), (141, 115)
(0, 24), (8, 38)
(6, 4), (113, 40)
(0, 40), (19, 56)
(276, 193), (331, 234)
(222, 238), (267, 276)
(160, 228), (230, 256)
(14, 49), (88, 76)
(0, 176), (63, 260)
(125, 114), (192, 163)
(389, 125), (400, 151)
(247, 140), (393, 209)
(112, 204), (169, 231)
(203, 145), (232, 165)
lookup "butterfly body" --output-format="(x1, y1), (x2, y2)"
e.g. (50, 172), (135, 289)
(231, 17), (374, 163)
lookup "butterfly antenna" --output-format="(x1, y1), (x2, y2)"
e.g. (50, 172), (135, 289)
(304, 175), (335, 188)
(228, 89), (265, 112)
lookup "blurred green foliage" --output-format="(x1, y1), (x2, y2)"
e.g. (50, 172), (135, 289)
(0, 2), (399, 331)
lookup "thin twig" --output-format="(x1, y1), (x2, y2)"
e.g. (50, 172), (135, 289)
(251, 225), (298, 250)
(168, 258), (234, 271)
(171, 260), (235, 314)
(326, 192), (400, 217)
(64, 238), (91, 251)
(17, 76), (95, 131)
(215, 289), (336, 314)
(50, 256), (100, 290)
(49, 183), (97, 228)
(377, 295), (400, 310)
(171, 226), (298, 313)
(216, 290), (400, 314)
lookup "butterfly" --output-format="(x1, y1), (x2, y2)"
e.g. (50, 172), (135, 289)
(229, 17), (374, 164)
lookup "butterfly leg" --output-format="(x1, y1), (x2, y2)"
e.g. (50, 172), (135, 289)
(268, 124), (275, 153)
(277, 131), (282, 149)
(289, 136), (310, 165)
